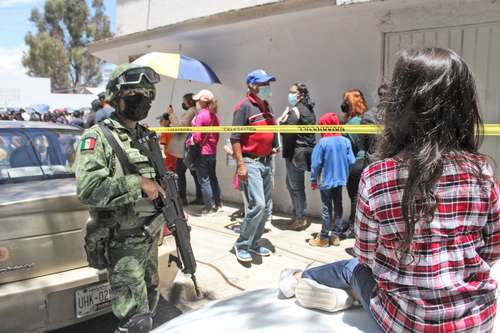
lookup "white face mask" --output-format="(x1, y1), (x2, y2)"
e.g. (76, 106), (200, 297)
(257, 85), (272, 100)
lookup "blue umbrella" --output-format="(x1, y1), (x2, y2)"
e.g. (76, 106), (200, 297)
(178, 55), (221, 84)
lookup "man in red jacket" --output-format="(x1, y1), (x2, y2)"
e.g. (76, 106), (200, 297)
(231, 69), (279, 263)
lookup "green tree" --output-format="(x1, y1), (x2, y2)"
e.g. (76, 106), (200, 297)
(22, 0), (112, 93)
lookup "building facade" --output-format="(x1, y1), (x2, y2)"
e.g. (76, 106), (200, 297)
(89, 0), (500, 216)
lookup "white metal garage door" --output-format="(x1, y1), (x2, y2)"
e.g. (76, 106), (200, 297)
(384, 23), (500, 166)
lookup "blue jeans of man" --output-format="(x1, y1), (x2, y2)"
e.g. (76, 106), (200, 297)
(235, 158), (272, 250)
(175, 158), (202, 201)
(320, 186), (343, 239)
(285, 159), (307, 220)
(196, 155), (221, 209)
(302, 258), (378, 326)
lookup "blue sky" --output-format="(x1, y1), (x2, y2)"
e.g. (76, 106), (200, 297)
(0, 0), (116, 74)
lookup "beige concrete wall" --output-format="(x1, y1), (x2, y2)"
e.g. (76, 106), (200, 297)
(116, 0), (281, 35)
(115, 0), (379, 36)
(142, 5), (383, 216)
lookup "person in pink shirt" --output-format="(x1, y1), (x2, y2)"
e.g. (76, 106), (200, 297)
(192, 89), (221, 214)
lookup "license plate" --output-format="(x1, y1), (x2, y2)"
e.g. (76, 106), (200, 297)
(75, 282), (112, 318)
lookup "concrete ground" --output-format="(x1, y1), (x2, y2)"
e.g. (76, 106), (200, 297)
(169, 202), (354, 307)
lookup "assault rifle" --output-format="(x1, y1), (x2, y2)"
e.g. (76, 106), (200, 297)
(135, 131), (200, 296)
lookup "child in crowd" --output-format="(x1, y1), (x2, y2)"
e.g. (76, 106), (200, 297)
(309, 112), (355, 247)
(158, 112), (177, 172)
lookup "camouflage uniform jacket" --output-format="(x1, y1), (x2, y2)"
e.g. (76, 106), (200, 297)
(76, 115), (159, 229)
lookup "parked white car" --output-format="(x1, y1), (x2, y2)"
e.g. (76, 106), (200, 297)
(153, 263), (500, 333)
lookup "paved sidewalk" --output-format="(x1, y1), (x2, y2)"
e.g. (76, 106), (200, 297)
(164, 202), (354, 307)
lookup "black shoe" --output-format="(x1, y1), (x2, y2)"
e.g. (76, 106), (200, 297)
(343, 228), (355, 239)
(200, 207), (218, 215)
(114, 313), (152, 333)
(181, 198), (188, 206)
(189, 198), (204, 205)
(345, 247), (356, 257)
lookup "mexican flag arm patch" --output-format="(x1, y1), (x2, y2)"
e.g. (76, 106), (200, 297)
(80, 137), (96, 151)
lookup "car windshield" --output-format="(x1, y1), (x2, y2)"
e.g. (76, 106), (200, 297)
(0, 127), (82, 184)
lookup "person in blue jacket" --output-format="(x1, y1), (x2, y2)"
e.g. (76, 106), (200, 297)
(309, 112), (355, 247)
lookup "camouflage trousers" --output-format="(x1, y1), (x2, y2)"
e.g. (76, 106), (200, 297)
(107, 232), (160, 320)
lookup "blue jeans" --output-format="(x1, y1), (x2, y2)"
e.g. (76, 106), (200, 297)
(196, 155), (221, 209)
(320, 186), (343, 239)
(285, 159), (307, 219)
(235, 158), (272, 250)
(302, 258), (378, 324)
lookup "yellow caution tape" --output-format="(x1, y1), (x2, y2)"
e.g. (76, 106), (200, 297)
(479, 124), (500, 136)
(150, 124), (500, 136)
(151, 124), (380, 134)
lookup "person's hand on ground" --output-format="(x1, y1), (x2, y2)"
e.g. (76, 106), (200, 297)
(237, 164), (248, 182)
(140, 176), (166, 200)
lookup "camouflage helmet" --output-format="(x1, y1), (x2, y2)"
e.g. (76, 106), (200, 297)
(105, 64), (160, 103)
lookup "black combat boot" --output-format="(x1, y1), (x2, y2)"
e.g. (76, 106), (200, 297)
(114, 313), (153, 333)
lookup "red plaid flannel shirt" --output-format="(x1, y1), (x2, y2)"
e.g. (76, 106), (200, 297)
(355, 153), (500, 332)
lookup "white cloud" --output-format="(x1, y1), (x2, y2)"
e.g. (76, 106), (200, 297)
(0, 46), (27, 74)
(0, 0), (44, 8)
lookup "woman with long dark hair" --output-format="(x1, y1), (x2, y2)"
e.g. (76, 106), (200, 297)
(279, 48), (500, 332)
(278, 82), (316, 231)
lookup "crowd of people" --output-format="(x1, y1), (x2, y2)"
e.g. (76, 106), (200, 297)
(158, 48), (499, 332)
(159, 72), (381, 254)
(0, 92), (115, 128)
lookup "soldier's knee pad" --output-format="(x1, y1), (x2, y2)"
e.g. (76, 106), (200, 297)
(111, 257), (145, 285)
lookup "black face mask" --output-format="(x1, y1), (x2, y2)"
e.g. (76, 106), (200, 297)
(181, 102), (190, 111)
(341, 101), (350, 113)
(121, 94), (152, 121)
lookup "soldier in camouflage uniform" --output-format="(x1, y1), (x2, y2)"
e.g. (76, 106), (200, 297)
(76, 64), (165, 333)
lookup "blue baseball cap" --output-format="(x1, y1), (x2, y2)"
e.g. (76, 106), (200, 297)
(246, 69), (276, 85)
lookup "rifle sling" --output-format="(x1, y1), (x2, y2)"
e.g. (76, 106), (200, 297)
(99, 123), (139, 175)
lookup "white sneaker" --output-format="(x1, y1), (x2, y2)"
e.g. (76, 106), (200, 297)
(278, 268), (301, 298)
(296, 278), (354, 312)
